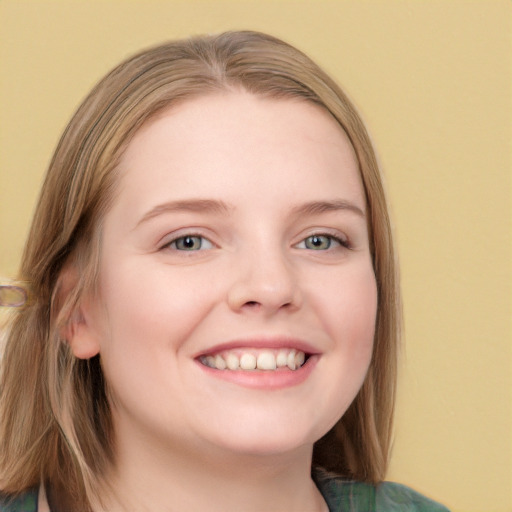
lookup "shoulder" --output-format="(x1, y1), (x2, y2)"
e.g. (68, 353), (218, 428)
(0, 489), (38, 512)
(313, 468), (450, 512)
(376, 481), (450, 512)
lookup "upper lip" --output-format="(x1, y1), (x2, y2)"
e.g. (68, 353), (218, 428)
(194, 337), (320, 358)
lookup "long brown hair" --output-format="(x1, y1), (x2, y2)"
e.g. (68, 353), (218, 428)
(0, 31), (400, 509)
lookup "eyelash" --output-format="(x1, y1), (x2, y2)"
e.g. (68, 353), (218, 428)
(162, 234), (213, 252)
(161, 232), (350, 252)
(295, 233), (351, 251)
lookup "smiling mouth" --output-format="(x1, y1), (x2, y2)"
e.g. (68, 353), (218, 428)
(198, 348), (309, 372)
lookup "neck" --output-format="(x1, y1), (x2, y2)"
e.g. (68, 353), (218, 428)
(96, 429), (328, 512)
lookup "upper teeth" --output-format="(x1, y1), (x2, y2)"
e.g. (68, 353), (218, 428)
(200, 349), (307, 371)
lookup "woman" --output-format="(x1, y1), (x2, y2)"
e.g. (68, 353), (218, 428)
(0, 31), (448, 511)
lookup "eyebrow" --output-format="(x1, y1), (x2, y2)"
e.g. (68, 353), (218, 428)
(135, 199), (233, 228)
(291, 199), (366, 218)
(135, 197), (365, 229)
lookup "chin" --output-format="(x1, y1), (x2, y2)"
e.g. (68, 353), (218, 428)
(202, 420), (327, 459)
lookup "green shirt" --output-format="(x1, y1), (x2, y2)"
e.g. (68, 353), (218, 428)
(0, 489), (37, 512)
(0, 472), (450, 511)
(312, 468), (450, 512)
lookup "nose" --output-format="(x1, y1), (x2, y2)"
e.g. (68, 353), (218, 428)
(227, 245), (302, 315)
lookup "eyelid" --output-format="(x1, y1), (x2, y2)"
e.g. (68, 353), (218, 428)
(159, 231), (215, 251)
(294, 230), (351, 250)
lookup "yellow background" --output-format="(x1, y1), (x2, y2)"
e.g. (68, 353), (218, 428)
(0, 1), (510, 511)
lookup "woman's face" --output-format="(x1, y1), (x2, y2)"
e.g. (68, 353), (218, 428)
(76, 91), (377, 459)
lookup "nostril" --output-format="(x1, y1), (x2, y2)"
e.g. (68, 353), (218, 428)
(244, 301), (259, 307)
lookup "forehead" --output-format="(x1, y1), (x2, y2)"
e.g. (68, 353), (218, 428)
(113, 91), (364, 215)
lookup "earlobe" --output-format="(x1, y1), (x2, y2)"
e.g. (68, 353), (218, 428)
(62, 305), (101, 360)
(57, 265), (101, 360)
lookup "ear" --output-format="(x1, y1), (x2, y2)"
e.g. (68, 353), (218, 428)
(58, 265), (101, 360)
(63, 306), (101, 360)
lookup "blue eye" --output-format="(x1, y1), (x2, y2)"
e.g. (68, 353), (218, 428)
(168, 235), (213, 251)
(297, 234), (347, 250)
(304, 235), (333, 250)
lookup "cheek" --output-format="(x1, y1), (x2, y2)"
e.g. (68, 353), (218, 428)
(99, 258), (217, 346)
(88, 266), (209, 405)
(339, 273), (377, 373)
(320, 265), (377, 379)
(342, 280), (378, 352)
(315, 262), (378, 348)
(93, 260), (220, 411)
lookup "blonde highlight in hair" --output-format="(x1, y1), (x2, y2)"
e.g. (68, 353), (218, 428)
(0, 31), (400, 509)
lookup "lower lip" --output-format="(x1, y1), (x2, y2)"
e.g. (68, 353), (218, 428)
(195, 355), (319, 390)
